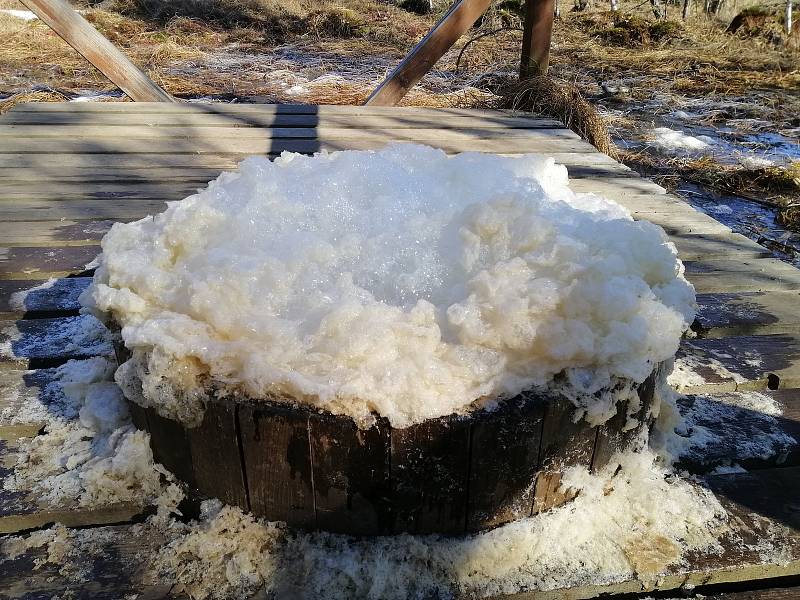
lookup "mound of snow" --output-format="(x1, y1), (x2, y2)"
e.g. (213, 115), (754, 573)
(648, 127), (713, 155)
(83, 144), (694, 427)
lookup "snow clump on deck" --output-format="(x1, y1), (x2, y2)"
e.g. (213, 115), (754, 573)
(83, 144), (695, 428)
(153, 446), (727, 600)
(2, 358), (175, 509)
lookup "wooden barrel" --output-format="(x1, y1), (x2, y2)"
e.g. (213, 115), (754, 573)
(116, 335), (661, 535)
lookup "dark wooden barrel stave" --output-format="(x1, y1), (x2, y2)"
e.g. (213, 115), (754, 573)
(122, 363), (662, 536)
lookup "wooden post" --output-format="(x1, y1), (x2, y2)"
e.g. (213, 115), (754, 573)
(520, 0), (555, 79)
(19, 0), (174, 102)
(365, 0), (492, 106)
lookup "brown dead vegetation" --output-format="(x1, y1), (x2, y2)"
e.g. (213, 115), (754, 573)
(620, 149), (800, 229)
(500, 76), (614, 155)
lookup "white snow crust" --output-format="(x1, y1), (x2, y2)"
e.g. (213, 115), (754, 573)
(0, 9), (38, 21)
(83, 144), (695, 427)
(648, 127), (713, 155)
(3, 358), (173, 508)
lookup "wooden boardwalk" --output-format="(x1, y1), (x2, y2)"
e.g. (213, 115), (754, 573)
(0, 102), (798, 599)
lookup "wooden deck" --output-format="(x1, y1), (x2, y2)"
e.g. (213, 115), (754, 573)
(0, 102), (798, 599)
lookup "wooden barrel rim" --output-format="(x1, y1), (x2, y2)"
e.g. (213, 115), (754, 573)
(115, 336), (660, 536)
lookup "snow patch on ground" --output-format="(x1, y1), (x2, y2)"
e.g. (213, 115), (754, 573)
(648, 127), (714, 155)
(674, 391), (796, 465)
(0, 314), (113, 362)
(0, 9), (38, 21)
(668, 350), (748, 390)
(3, 356), (175, 508)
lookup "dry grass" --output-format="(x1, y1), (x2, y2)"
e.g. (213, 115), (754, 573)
(619, 149), (800, 224)
(553, 14), (800, 95)
(0, 89), (69, 113)
(107, 0), (431, 47)
(2, 0), (797, 101)
(453, 10), (798, 99)
(500, 76), (614, 155)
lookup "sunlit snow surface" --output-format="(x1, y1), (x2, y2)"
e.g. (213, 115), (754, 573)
(83, 144), (695, 427)
(0, 9), (38, 21)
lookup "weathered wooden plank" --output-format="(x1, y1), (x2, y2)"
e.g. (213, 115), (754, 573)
(676, 334), (800, 394)
(695, 291), (800, 338)
(669, 232), (771, 262)
(186, 398), (248, 510)
(0, 110), (566, 129)
(686, 258), (800, 294)
(309, 413), (391, 535)
(0, 277), (90, 319)
(641, 212), (734, 236)
(466, 394), (544, 532)
(532, 397), (597, 515)
(0, 523), (170, 598)
(237, 401), (315, 529)
(705, 465), (800, 530)
(0, 315), (113, 366)
(390, 415), (471, 534)
(0, 495), (142, 535)
(144, 407), (195, 488)
(1, 246), (99, 280)
(0, 150), (628, 170)
(1, 136), (602, 156)
(0, 220), (115, 247)
(592, 368), (659, 470)
(126, 398), (149, 433)
(145, 408), (195, 487)
(0, 194), (691, 223)
(0, 198), (169, 221)
(366, 0), (492, 105)
(0, 364), (56, 439)
(0, 178), (668, 206)
(0, 125), (586, 141)
(703, 587), (800, 599)
(2, 102), (520, 116)
(0, 441), (142, 534)
(0, 160), (635, 186)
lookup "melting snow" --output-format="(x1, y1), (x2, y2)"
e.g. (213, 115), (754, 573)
(83, 144), (694, 428)
(648, 127), (714, 155)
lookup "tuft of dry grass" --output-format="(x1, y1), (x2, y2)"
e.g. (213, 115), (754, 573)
(0, 89), (69, 113)
(499, 76), (614, 155)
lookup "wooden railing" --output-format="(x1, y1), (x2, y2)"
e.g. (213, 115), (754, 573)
(20, 0), (174, 102)
(20, 0), (555, 105)
(367, 0), (555, 106)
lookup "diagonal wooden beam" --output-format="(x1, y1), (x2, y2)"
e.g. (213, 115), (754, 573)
(365, 0), (493, 106)
(19, 0), (174, 103)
